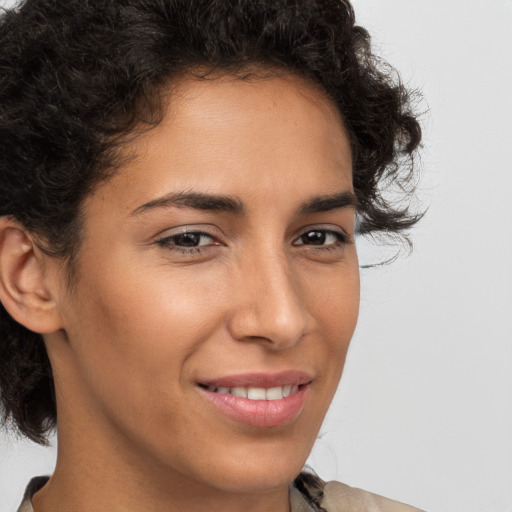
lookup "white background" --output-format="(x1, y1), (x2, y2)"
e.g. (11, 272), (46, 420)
(1, 1), (511, 511)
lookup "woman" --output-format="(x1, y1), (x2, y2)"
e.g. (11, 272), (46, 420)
(0, 0), (423, 510)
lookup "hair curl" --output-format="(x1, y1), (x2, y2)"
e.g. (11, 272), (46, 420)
(0, 0), (421, 445)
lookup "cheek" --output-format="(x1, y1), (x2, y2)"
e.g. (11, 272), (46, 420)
(62, 262), (227, 408)
(76, 260), (225, 349)
(309, 260), (360, 331)
(58, 270), (229, 458)
(309, 263), (360, 381)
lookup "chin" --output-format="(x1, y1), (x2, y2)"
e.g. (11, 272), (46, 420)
(195, 446), (307, 494)
(208, 468), (300, 494)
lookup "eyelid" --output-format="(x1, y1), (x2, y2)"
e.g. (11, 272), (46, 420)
(153, 224), (221, 241)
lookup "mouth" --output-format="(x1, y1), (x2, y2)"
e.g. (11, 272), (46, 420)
(198, 383), (300, 400)
(196, 371), (312, 427)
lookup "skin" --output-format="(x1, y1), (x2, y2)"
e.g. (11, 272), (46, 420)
(5, 74), (360, 512)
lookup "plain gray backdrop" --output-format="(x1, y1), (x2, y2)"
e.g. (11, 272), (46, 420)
(0, 1), (511, 511)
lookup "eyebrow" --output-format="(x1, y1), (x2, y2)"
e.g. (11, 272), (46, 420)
(131, 191), (245, 216)
(131, 189), (358, 216)
(298, 191), (359, 214)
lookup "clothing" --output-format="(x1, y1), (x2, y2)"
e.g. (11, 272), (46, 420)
(18, 476), (425, 512)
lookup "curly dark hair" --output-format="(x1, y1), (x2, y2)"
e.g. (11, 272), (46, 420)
(0, 0), (421, 448)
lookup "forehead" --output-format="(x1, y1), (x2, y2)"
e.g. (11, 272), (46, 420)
(86, 74), (353, 217)
(164, 71), (346, 139)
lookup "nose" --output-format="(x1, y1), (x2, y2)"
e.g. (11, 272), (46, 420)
(227, 249), (309, 350)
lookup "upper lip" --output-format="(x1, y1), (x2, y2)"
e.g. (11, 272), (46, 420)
(198, 370), (313, 389)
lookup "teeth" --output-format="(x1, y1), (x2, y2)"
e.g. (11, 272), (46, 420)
(205, 384), (300, 400)
(231, 387), (248, 398)
(266, 386), (284, 400)
(247, 387), (266, 400)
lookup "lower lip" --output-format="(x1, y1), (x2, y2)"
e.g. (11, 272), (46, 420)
(198, 385), (309, 427)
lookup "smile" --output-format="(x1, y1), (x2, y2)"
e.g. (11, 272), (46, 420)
(203, 384), (300, 400)
(197, 371), (312, 427)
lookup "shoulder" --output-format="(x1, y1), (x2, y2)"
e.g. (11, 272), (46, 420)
(290, 475), (425, 512)
(320, 480), (426, 512)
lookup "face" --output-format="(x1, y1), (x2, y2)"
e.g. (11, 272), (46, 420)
(47, 74), (359, 494)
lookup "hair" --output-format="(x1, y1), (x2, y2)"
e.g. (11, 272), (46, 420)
(294, 470), (328, 511)
(0, 0), (421, 483)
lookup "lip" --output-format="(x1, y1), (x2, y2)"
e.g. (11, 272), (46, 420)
(196, 371), (312, 427)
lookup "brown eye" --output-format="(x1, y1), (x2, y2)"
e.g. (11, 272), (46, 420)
(172, 233), (205, 247)
(156, 231), (218, 252)
(301, 231), (327, 245)
(294, 229), (346, 247)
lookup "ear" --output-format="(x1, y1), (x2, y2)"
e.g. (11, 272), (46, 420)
(0, 217), (63, 334)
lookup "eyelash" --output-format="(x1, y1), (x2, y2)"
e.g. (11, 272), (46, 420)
(155, 227), (349, 255)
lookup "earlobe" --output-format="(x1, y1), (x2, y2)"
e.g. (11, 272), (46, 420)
(0, 217), (63, 334)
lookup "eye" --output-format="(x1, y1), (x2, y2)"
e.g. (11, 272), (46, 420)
(164, 232), (212, 247)
(293, 228), (348, 249)
(155, 230), (220, 254)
